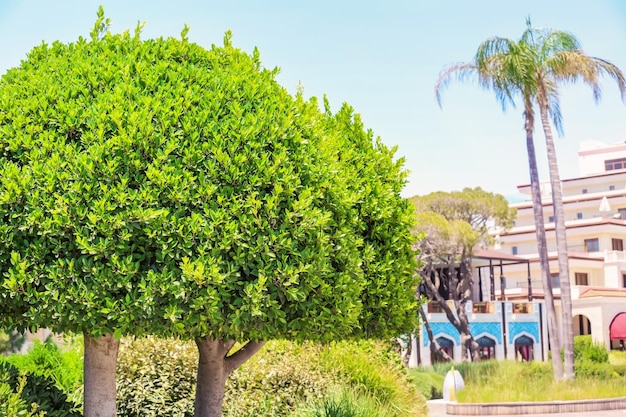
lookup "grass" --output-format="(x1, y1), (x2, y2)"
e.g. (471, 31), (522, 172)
(453, 360), (626, 403)
(407, 369), (444, 400)
(609, 350), (626, 366)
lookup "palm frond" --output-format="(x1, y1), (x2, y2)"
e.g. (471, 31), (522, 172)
(546, 90), (564, 137)
(540, 29), (580, 59)
(434, 62), (478, 107)
(547, 51), (626, 104)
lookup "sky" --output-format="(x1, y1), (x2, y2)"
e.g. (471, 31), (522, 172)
(0, 1), (625, 199)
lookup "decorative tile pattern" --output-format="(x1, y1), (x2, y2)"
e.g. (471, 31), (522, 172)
(470, 322), (502, 344)
(423, 321), (503, 346)
(424, 322), (460, 346)
(508, 321), (539, 344)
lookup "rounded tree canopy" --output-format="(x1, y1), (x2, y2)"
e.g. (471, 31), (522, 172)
(0, 9), (417, 342)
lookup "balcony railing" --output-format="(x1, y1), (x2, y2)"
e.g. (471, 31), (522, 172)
(605, 250), (626, 262)
(512, 302), (533, 314)
(427, 301), (454, 313)
(472, 302), (495, 314)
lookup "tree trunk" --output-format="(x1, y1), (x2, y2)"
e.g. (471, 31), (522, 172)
(537, 93), (575, 379)
(419, 308), (453, 362)
(195, 339), (229, 417)
(457, 255), (480, 361)
(84, 333), (119, 417)
(523, 102), (564, 380)
(457, 304), (480, 361)
(195, 338), (266, 417)
(420, 256), (480, 363)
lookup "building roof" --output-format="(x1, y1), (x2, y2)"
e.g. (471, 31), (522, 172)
(578, 287), (626, 298)
(473, 248), (529, 264)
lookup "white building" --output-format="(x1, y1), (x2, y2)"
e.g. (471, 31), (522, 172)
(493, 140), (626, 351)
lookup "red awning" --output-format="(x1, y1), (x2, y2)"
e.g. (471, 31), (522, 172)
(610, 313), (626, 340)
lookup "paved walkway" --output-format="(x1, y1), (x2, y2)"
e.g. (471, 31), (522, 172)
(427, 399), (626, 417)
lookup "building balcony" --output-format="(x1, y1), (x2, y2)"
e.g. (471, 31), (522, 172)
(472, 302), (494, 314)
(604, 250), (626, 262)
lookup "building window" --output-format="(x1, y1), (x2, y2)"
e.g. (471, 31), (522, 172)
(550, 272), (560, 288)
(623, 274), (626, 288)
(619, 208), (626, 219)
(549, 215), (555, 223)
(575, 273), (588, 286)
(584, 238), (600, 252)
(613, 239), (624, 251)
(582, 189), (588, 194)
(605, 157), (626, 171)
(512, 246), (518, 255)
(610, 185), (616, 191)
(577, 212), (583, 220)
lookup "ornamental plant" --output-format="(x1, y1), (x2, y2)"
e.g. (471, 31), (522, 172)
(0, 7), (418, 417)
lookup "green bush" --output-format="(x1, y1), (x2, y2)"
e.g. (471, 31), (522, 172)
(0, 361), (81, 417)
(117, 338), (339, 417)
(116, 337), (424, 417)
(224, 341), (337, 417)
(0, 373), (45, 417)
(116, 336), (197, 417)
(575, 361), (624, 380)
(318, 340), (423, 417)
(574, 335), (609, 364)
(5, 340), (83, 397)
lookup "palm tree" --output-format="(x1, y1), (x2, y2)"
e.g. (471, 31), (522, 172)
(435, 18), (626, 380)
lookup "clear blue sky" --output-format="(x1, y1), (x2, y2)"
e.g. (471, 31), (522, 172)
(1, 1), (625, 198)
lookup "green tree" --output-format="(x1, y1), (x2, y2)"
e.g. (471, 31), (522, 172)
(411, 188), (514, 362)
(434, 18), (626, 380)
(0, 9), (418, 417)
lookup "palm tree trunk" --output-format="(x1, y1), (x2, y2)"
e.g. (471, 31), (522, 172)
(537, 93), (575, 379)
(523, 103), (563, 380)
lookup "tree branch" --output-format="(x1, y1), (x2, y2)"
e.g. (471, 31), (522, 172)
(224, 341), (267, 375)
(419, 308), (452, 362)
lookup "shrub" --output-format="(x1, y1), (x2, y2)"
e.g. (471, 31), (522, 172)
(0, 373), (45, 417)
(318, 340), (423, 417)
(5, 340), (83, 396)
(0, 361), (81, 416)
(117, 338), (339, 417)
(116, 336), (197, 417)
(223, 341), (337, 417)
(116, 337), (424, 417)
(575, 361), (624, 380)
(573, 335), (609, 364)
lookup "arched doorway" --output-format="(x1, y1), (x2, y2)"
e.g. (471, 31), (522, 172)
(476, 336), (496, 360)
(514, 335), (534, 361)
(574, 314), (592, 337)
(432, 336), (454, 363)
(609, 312), (626, 351)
